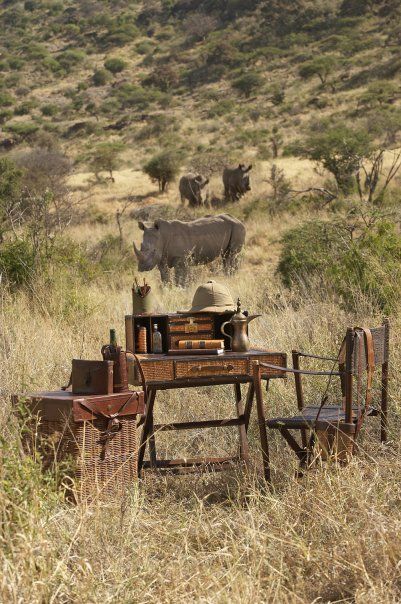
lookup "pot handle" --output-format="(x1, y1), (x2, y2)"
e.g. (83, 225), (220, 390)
(221, 321), (233, 343)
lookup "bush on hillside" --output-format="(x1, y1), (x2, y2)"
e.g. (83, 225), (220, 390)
(6, 121), (39, 138)
(232, 71), (263, 98)
(143, 150), (180, 192)
(0, 91), (14, 107)
(299, 55), (339, 89)
(144, 64), (180, 92)
(88, 142), (125, 182)
(277, 219), (401, 312)
(301, 124), (371, 194)
(14, 100), (37, 116)
(0, 239), (36, 286)
(92, 69), (110, 86)
(40, 103), (59, 116)
(358, 81), (398, 108)
(104, 57), (127, 74)
(57, 49), (86, 72)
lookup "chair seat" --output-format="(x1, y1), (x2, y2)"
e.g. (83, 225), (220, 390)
(266, 405), (378, 430)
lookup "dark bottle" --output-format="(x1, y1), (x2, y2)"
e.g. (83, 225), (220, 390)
(109, 328), (118, 350)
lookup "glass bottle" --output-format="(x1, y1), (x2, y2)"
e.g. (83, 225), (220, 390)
(109, 328), (118, 351)
(152, 323), (163, 354)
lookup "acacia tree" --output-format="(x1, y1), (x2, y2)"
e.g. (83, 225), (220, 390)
(299, 55), (338, 91)
(232, 72), (263, 98)
(303, 125), (371, 194)
(143, 150), (180, 192)
(184, 12), (218, 42)
(89, 142), (124, 182)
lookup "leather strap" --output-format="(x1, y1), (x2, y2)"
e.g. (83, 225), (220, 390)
(78, 392), (139, 460)
(354, 327), (375, 436)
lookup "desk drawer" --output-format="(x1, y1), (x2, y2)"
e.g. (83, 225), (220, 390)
(174, 358), (249, 379)
(252, 353), (287, 376)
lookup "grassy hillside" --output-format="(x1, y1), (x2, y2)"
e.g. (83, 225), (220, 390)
(0, 0), (400, 169)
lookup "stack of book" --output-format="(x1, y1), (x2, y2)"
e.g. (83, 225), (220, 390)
(168, 339), (225, 356)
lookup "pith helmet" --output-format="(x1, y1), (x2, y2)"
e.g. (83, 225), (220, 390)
(189, 280), (235, 313)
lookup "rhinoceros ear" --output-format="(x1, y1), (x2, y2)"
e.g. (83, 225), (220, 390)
(238, 163), (244, 170)
(138, 221), (146, 231)
(154, 219), (163, 230)
(246, 164), (253, 172)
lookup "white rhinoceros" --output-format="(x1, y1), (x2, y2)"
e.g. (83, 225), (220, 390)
(133, 213), (245, 286)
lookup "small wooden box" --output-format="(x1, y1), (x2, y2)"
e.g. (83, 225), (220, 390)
(13, 390), (145, 501)
(125, 311), (236, 355)
(72, 359), (113, 395)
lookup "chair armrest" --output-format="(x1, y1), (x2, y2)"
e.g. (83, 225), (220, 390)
(293, 350), (339, 362)
(258, 362), (342, 377)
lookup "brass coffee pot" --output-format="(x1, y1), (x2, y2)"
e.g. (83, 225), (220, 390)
(221, 298), (261, 352)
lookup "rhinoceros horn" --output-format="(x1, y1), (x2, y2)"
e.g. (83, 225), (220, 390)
(133, 242), (143, 261)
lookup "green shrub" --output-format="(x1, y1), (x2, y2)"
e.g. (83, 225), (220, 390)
(57, 49), (86, 72)
(0, 91), (14, 107)
(8, 57), (25, 70)
(301, 124), (371, 194)
(92, 69), (110, 86)
(100, 98), (121, 114)
(104, 57), (127, 74)
(0, 239), (36, 286)
(136, 40), (154, 55)
(0, 109), (12, 124)
(88, 142), (125, 181)
(277, 219), (401, 312)
(40, 103), (59, 116)
(24, 43), (49, 60)
(207, 99), (235, 118)
(14, 100), (37, 116)
(114, 83), (155, 109)
(299, 55), (339, 87)
(41, 57), (63, 74)
(232, 71), (263, 98)
(6, 121), (39, 137)
(143, 150), (180, 192)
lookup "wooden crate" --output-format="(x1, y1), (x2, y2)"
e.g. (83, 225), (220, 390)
(125, 311), (236, 354)
(13, 390), (144, 501)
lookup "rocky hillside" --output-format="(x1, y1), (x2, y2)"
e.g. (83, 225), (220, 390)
(0, 0), (400, 170)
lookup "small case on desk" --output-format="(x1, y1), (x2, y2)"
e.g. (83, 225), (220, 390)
(72, 359), (113, 395)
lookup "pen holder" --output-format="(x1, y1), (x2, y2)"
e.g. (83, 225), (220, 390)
(132, 289), (154, 314)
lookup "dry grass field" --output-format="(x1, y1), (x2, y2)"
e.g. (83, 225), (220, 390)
(2, 166), (401, 602)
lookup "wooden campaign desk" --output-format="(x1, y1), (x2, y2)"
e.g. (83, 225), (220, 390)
(134, 349), (286, 476)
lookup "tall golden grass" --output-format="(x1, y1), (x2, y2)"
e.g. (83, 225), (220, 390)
(1, 239), (401, 602)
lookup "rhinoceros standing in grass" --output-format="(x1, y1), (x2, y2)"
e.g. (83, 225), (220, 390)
(223, 164), (252, 202)
(133, 214), (245, 286)
(179, 173), (209, 206)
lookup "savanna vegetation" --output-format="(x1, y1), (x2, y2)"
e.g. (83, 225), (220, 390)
(1, 0), (401, 602)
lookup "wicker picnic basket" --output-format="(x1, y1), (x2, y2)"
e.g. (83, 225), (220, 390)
(14, 390), (144, 501)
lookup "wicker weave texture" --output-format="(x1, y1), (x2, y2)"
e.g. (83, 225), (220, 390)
(140, 359), (175, 381)
(30, 414), (138, 500)
(253, 354), (287, 376)
(174, 358), (249, 379)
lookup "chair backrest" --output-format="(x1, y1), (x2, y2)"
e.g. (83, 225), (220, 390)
(351, 322), (389, 374)
(343, 319), (389, 426)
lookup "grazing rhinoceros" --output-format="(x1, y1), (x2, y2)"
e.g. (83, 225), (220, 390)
(179, 173), (209, 206)
(133, 213), (245, 286)
(223, 164), (252, 202)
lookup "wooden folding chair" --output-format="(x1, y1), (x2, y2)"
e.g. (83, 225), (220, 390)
(253, 319), (390, 482)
